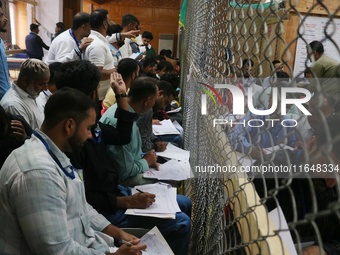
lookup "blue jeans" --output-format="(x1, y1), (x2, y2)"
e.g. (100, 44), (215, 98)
(103, 195), (191, 255)
(157, 134), (183, 148)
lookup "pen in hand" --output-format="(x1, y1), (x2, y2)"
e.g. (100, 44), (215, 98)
(136, 188), (144, 193)
(121, 239), (132, 247)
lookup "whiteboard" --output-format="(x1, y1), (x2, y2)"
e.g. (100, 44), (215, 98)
(293, 16), (340, 77)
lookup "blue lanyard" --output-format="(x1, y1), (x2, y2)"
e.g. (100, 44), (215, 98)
(33, 131), (75, 180)
(69, 29), (82, 60)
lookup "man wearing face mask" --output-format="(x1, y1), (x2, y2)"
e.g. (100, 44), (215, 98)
(0, 59), (50, 129)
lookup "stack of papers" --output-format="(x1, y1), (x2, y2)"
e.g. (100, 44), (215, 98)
(166, 107), (182, 114)
(144, 159), (191, 181)
(143, 143), (192, 181)
(156, 143), (190, 161)
(153, 119), (180, 135)
(125, 183), (180, 219)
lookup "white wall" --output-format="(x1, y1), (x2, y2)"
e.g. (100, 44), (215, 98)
(29, 0), (62, 58)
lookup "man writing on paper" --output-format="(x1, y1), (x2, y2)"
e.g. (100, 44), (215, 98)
(0, 87), (146, 255)
(68, 75), (191, 255)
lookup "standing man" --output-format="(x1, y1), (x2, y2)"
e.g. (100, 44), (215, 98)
(0, 87), (146, 255)
(0, 1), (9, 100)
(84, 9), (115, 104)
(307, 40), (340, 98)
(119, 14), (140, 59)
(25, 23), (49, 60)
(46, 12), (93, 64)
(142, 31), (156, 60)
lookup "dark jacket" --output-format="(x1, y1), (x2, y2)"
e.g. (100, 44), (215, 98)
(25, 32), (49, 60)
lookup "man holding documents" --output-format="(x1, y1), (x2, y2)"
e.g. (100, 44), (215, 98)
(100, 77), (191, 255)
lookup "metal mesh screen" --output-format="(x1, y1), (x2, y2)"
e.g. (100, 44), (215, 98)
(181, 1), (340, 254)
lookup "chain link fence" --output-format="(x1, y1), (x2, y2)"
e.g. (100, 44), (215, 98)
(181, 1), (340, 254)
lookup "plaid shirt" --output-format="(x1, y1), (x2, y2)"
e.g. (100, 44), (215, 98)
(0, 130), (113, 255)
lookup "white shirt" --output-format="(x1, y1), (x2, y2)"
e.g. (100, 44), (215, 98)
(119, 38), (133, 59)
(0, 130), (114, 254)
(46, 29), (83, 64)
(0, 82), (45, 129)
(85, 30), (114, 100)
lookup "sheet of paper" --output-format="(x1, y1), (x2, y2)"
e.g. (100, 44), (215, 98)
(263, 144), (295, 155)
(153, 119), (180, 135)
(269, 206), (297, 255)
(140, 226), (174, 255)
(143, 159), (191, 181)
(129, 52), (144, 59)
(139, 46), (146, 53)
(132, 183), (180, 214)
(156, 143), (190, 162)
(166, 107), (182, 114)
(172, 120), (183, 136)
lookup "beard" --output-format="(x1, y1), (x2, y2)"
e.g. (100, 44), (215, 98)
(67, 131), (85, 153)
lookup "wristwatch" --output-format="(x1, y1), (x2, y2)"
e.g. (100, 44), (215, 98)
(115, 93), (127, 99)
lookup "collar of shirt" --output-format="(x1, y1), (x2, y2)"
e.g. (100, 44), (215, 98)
(11, 82), (37, 100)
(34, 129), (74, 175)
(90, 30), (109, 44)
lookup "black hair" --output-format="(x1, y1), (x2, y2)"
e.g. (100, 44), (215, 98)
(48, 62), (62, 85)
(30, 23), (39, 31)
(309, 40), (324, 54)
(117, 58), (139, 81)
(0, 1), (2, 8)
(156, 60), (173, 72)
(155, 55), (166, 62)
(242, 59), (254, 68)
(107, 23), (122, 36)
(54, 60), (101, 96)
(43, 87), (96, 129)
(272, 60), (281, 66)
(157, 80), (175, 98)
(143, 58), (157, 69)
(128, 77), (158, 103)
(304, 67), (312, 76)
(160, 72), (180, 90)
(275, 71), (290, 81)
(142, 31), (153, 40)
(159, 49), (171, 58)
(72, 12), (90, 30)
(56, 22), (65, 31)
(90, 8), (108, 30)
(121, 14), (139, 28)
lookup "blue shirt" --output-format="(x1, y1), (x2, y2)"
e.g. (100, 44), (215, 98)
(0, 39), (10, 100)
(228, 111), (297, 154)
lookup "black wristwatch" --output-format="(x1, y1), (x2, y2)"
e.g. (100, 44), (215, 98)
(115, 93), (128, 99)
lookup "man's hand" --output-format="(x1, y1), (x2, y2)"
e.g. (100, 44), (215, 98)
(79, 38), (93, 52)
(152, 119), (161, 125)
(11, 120), (27, 141)
(154, 141), (167, 152)
(110, 72), (127, 95)
(250, 146), (265, 160)
(302, 245), (326, 255)
(121, 30), (140, 39)
(110, 239), (147, 255)
(128, 192), (156, 208)
(144, 149), (159, 170)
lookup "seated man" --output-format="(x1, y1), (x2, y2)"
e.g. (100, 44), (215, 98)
(0, 88), (146, 254)
(100, 77), (160, 182)
(55, 64), (191, 255)
(155, 60), (173, 79)
(228, 95), (297, 160)
(0, 105), (32, 168)
(138, 58), (157, 78)
(0, 59), (50, 129)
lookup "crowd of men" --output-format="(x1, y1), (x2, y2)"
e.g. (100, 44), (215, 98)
(0, 3), (187, 255)
(224, 41), (340, 254)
